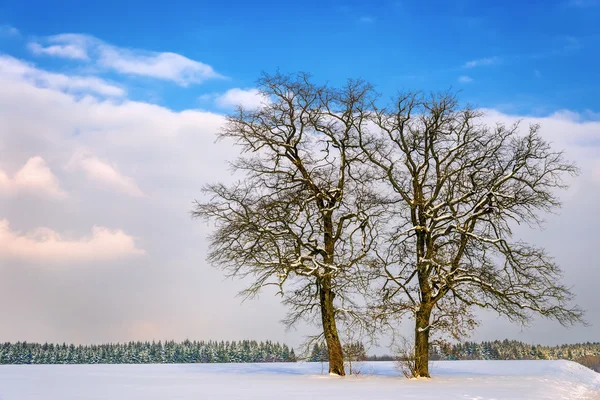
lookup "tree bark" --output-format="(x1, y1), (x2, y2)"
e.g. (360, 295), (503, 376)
(319, 276), (345, 376)
(414, 304), (432, 378)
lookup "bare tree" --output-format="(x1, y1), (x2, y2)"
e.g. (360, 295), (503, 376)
(192, 73), (379, 375)
(362, 92), (585, 378)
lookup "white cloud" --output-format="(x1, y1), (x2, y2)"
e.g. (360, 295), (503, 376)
(480, 108), (600, 186)
(98, 47), (221, 86)
(0, 55), (125, 97)
(0, 25), (19, 37)
(593, 164), (600, 183)
(28, 42), (89, 60)
(69, 152), (144, 197)
(359, 16), (374, 23)
(0, 219), (144, 263)
(29, 33), (223, 86)
(0, 156), (66, 199)
(214, 88), (269, 109)
(458, 75), (473, 83)
(0, 53), (277, 344)
(1, 53), (600, 345)
(463, 56), (500, 68)
(549, 109), (583, 121)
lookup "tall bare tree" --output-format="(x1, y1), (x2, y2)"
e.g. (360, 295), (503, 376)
(362, 92), (584, 377)
(192, 73), (379, 375)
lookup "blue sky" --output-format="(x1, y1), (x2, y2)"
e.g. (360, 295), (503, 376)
(1, 1), (600, 346)
(1, 0), (599, 115)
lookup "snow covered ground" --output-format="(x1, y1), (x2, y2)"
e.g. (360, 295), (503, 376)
(0, 360), (598, 399)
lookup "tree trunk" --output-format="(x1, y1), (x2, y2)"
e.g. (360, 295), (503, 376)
(319, 276), (345, 376)
(414, 304), (432, 378)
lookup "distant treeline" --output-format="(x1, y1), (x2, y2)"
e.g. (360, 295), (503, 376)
(437, 339), (600, 362)
(313, 339), (600, 370)
(2, 339), (599, 370)
(0, 340), (296, 365)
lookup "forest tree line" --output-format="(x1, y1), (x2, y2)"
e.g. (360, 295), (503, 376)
(436, 339), (600, 362)
(0, 340), (296, 365)
(310, 339), (600, 372)
(2, 339), (599, 372)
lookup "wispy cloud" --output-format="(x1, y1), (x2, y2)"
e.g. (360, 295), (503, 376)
(28, 33), (223, 86)
(359, 16), (375, 23)
(0, 25), (19, 37)
(463, 56), (500, 68)
(99, 47), (220, 86)
(0, 156), (67, 199)
(68, 152), (144, 197)
(213, 88), (269, 109)
(0, 55), (125, 97)
(28, 41), (89, 60)
(0, 219), (144, 264)
(458, 75), (473, 83)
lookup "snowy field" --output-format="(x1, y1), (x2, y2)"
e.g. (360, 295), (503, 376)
(0, 360), (599, 400)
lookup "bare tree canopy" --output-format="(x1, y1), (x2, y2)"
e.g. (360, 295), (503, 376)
(192, 73), (380, 375)
(362, 92), (585, 377)
(193, 73), (583, 379)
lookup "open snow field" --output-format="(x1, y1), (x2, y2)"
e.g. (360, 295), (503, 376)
(0, 360), (599, 400)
